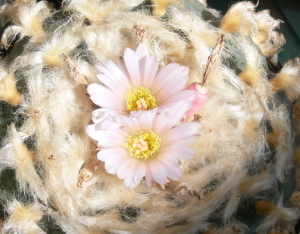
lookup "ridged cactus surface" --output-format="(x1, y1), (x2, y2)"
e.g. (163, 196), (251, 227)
(0, 0), (299, 233)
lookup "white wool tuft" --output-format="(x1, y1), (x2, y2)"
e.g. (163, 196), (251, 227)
(3, 200), (45, 234)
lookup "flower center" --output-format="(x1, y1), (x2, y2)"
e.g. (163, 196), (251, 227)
(124, 130), (161, 160)
(126, 87), (157, 111)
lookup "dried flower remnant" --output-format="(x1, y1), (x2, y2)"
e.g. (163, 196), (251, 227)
(87, 43), (197, 119)
(86, 101), (201, 188)
(185, 35), (225, 120)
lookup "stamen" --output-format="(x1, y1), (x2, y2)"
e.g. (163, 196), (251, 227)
(126, 87), (157, 111)
(124, 130), (161, 160)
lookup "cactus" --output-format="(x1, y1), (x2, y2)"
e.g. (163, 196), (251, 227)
(0, 0), (299, 233)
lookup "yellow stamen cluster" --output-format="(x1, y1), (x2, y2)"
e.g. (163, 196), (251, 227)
(126, 87), (157, 111)
(124, 131), (161, 160)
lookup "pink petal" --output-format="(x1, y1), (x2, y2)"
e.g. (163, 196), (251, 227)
(106, 158), (126, 174)
(123, 48), (141, 87)
(100, 118), (122, 130)
(86, 124), (101, 141)
(157, 153), (179, 167)
(97, 148), (129, 174)
(88, 84), (125, 110)
(145, 165), (155, 187)
(124, 177), (137, 188)
(115, 57), (130, 81)
(161, 90), (196, 106)
(152, 109), (170, 134)
(148, 160), (167, 185)
(155, 74), (188, 104)
(160, 146), (196, 159)
(114, 113), (129, 126)
(177, 66), (189, 76)
(87, 83), (114, 98)
(126, 117), (141, 132)
(136, 111), (155, 132)
(142, 55), (160, 89)
(157, 154), (182, 181)
(138, 56), (147, 87)
(96, 130), (127, 147)
(161, 122), (201, 147)
(136, 43), (150, 59)
(95, 61), (130, 88)
(150, 63), (180, 95)
(133, 162), (147, 184)
(116, 158), (137, 180)
(91, 93), (125, 111)
(161, 122), (201, 145)
(124, 162), (147, 188)
(185, 82), (209, 120)
(96, 73), (129, 98)
(97, 148), (128, 162)
(153, 101), (192, 134)
(91, 108), (118, 124)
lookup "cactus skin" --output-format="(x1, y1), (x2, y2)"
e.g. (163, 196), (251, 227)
(0, 0), (299, 233)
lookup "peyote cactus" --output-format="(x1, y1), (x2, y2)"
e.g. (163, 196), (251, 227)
(0, 0), (300, 233)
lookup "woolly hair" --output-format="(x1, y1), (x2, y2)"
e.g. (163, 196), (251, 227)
(0, 0), (299, 233)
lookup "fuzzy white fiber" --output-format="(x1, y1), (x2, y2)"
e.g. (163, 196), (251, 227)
(0, 0), (299, 233)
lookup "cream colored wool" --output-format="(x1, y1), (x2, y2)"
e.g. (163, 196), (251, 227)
(0, 68), (22, 106)
(1, 0), (50, 45)
(3, 200), (45, 234)
(220, 1), (285, 62)
(0, 0), (299, 233)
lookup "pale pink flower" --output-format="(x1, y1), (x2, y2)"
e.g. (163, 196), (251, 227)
(86, 101), (201, 188)
(87, 43), (197, 119)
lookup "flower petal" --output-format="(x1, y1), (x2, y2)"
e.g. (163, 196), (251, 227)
(142, 55), (160, 89)
(161, 90), (196, 106)
(155, 74), (189, 104)
(133, 162), (147, 185)
(86, 124), (101, 141)
(126, 117), (141, 132)
(97, 148), (129, 174)
(145, 165), (155, 187)
(157, 152), (179, 167)
(161, 122), (201, 146)
(153, 101), (192, 134)
(150, 63), (180, 94)
(96, 73), (129, 98)
(91, 108), (119, 124)
(148, 160), (167, 185)
(123, 47), (141, 87)
(136, 111), (155, 132)
(160, 146), (196, 159)
(97, 148), (128, 161)
(124, 177), (137, 189)
(95, 60), (130, 88)
(136, 43), (150, 59)
(88, 83), (125, 110)
(100, 118), (122, 130)
(116, 157), (137, 180)
(152, 110), (170, 134)
(95, 130), (127, 147)
(124, 162), (147, 188)
(157, 154), (182, 181)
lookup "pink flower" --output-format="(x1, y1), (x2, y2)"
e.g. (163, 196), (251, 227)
(87, 43), (196, 119)
(86, 101), (201, 188)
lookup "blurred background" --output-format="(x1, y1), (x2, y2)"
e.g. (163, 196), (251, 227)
(208, 0), (300, 65)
